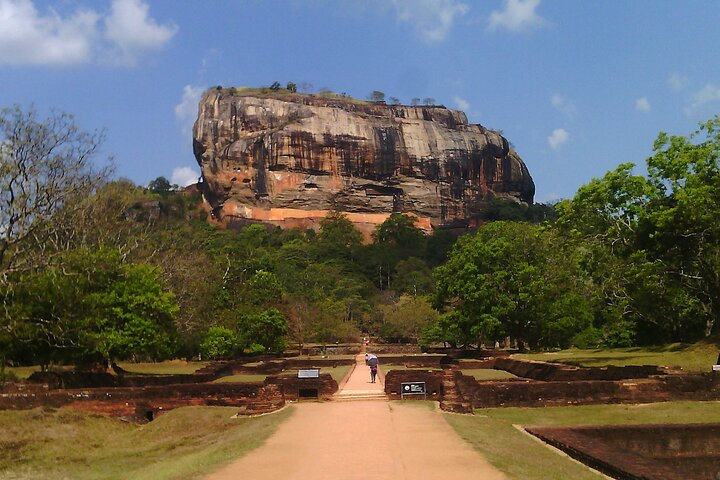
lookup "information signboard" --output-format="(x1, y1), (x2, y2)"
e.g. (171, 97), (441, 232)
(400, 381), (427, 399)
(297, 368), (320, 379)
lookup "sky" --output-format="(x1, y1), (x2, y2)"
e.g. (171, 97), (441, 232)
(1, 0), (720, 202)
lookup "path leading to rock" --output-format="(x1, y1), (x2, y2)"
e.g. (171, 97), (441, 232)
(205, 354), (505, 480)
(333, 352), (386, 401)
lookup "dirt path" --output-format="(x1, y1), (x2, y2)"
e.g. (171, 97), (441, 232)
(205, 354), (505, 480)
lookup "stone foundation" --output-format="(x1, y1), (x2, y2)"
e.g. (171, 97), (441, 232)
(265, 373), (338, 400)
(527, 423), (720, 480)
(384, 370), (444, 400)
(0, 382), (284, 421)
(494, 357), (666, 382)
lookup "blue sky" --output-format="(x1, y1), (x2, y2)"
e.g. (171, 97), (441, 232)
(2, 0), (719, 202)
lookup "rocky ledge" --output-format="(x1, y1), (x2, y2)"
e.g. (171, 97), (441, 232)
(193, 88), (535, 234)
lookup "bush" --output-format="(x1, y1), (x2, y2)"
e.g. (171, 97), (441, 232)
(571, 326), (604, 349)
(199, 327), (238, 359)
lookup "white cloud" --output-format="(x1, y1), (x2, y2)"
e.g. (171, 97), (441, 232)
(453, 95), (470, 111)
(175, 84), (205, 138)
(551, 93), (575, 117)
(684, 83), (720, 117)
(547, 128), (568, 150)
(635, 97), (650, 112)
(0, 0), (175, 67)
(0, 0), (98, 65)
(668, 72), (688, 91)
(171, 166), (200, 187)
(391, 0), (469, 42)
(104, 0), (178, 66)
(488, 0), (546, 32)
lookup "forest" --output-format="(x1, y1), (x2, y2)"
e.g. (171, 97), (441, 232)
(1, 105), (719, 369)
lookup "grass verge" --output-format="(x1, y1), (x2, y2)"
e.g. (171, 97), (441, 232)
(460, 369), (518, 381)
(514, 341), (718, 372)
(118, 360), (210, 375)
(213, 374), (267, 383)
(445, 401), (720, 480)
(0, 405), (292, 480)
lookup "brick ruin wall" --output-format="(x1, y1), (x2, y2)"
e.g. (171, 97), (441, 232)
(526, 423), (720, 480)
(0, 382), (284, 421)
(493, 357), (666, 382)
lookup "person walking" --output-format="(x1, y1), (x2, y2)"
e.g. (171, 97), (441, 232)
(366, 353), (379, 383)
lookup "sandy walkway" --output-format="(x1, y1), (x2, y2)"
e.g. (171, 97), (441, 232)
(205, 354), (504, 480)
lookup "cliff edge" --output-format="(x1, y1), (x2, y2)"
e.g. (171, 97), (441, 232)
(193, 88), (535, 233)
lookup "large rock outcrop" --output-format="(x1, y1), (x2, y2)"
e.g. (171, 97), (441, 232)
(193, 88), (535, 233)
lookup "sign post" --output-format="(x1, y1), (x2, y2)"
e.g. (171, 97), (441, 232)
(297, 368), (320, 379)
(400, 381), (427, 400)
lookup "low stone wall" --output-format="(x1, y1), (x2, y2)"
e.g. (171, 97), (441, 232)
(384, 370), (444, 400)
(366, 345), (422, 354)
(231, 358), (356, 375)
(456, 373), (719, 408)
(376, 355), (451, 368)
(265, 373), (337, 400)
(0, 382), (284, 420)
(527, 423), (720, 480)
(494, 357), (665, 381)
(425, 348), (513, 358)
(456, 359), (497, 369)
(26, 361), (236, 390)
(301, 346), (359, 356)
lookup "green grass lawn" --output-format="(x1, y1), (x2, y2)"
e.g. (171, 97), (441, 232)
(5, 361), (210, 379)
(378, 364), (441, 375)
(460, 369), (518, 381)
(213, 374), (267, 383)
(118, 360), (210, 375)
(514, 341), (719, 372)
(324, 365), (353, 384)
(0, 405), (292, 480)
(445, 400), (720, 480)
(213, 365), (352, 384)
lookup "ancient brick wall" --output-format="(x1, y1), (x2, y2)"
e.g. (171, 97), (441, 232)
(494, 357), (665, 381)
(0, 382), (284, 420)
(456, 373), (719, 408)
(527, 423), (720, 480)
(264, 373), (338, 400)
(384, 370), (444, 400)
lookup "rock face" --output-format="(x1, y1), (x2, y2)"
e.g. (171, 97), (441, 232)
(193, 89), (535, 234)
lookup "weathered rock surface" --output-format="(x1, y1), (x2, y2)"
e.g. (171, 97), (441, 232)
(193, 89), (535, 233)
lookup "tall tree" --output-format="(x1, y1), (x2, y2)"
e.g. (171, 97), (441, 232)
(434, 221), (592, 350)
(0, 106), (110, 281)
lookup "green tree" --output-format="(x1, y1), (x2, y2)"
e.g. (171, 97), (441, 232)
(316, 211), (362, 260)
(239, 308), (287, 353)
(286, 82), (297, 93)
(148, 176), (173, 194)
(393, 257), (434, 296)
(199, 326), (237, 359)
(378, 295), (438, 343)
(434, 222), (592, 350)
(3, 248), (179, 367)
(368, 91), (385, 102)
(0, 105), (110, 282)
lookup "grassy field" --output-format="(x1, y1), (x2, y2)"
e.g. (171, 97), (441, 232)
(213, 374), (267, 383)
(5, 360), (210, 379)
(515, 341), (719, 372)
(118, 360), (210, 375)
(460, 369), (518, 381)
(0, 405), (292, 480)
(378, 364), (441, 375)
(445, 400), (720, 480)
(213, 365), (352, 384)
